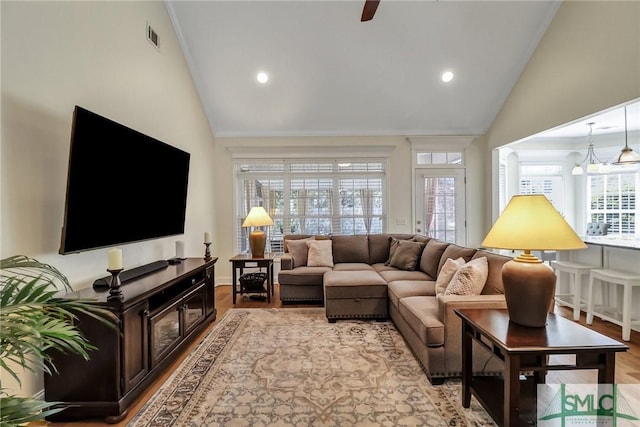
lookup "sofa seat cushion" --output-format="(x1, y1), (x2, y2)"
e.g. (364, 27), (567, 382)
(398, 296), (444, 347)
(371, 263), (396, 272)
(378, 269), (430, 283)
(277, 266), (332, 286)
(387, 280), (436, 309)
(332, 263), (374, 271)
(324, 270), (387, 299)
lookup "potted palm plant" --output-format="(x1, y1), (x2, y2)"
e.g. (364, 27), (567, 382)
(0, 255), (114, 426)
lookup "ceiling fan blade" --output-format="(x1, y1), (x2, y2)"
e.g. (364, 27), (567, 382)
(361, 0), (380, 22)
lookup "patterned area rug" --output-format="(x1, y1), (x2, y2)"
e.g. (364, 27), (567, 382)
(128, 308), (495, 427)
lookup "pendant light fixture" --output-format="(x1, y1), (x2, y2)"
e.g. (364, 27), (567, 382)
(612, 106), (640, 165)
(571, 122), (605, 175)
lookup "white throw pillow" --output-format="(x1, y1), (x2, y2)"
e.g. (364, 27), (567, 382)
(444, 256), (488, 296)
(435, 257), (466, 296)
(306, 240), (334, 267)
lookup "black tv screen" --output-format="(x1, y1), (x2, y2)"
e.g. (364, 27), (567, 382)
(59, 106), (190, 254)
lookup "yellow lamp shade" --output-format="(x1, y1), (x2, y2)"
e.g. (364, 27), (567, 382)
(242, 207), (274, 227)
(481, 194), (586, 251)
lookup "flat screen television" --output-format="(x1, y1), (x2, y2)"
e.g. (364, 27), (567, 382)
(59, 106), (190, 254)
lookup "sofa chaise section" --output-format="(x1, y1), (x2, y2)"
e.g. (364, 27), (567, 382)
(277, 233), (512, 384)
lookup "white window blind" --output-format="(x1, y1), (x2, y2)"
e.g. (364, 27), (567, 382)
(519, 164), (563, 211)
(587, 173), (637, 235)
(236, 160), (386, 253)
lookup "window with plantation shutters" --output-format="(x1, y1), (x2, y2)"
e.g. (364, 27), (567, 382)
(236, 161), (386, 253)
(587, 173), (637, 235)
(519, 164), (563, 212)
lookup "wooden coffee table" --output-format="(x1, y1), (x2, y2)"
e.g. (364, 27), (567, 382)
(455, 308), (628, 427)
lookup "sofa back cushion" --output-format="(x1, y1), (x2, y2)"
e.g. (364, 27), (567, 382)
(419, 239), (450, 280)
(368, 233), (414, 264)
(471, 250), (512, 295)
(331, 235), (369, 264)
(437, 244), (477, 275)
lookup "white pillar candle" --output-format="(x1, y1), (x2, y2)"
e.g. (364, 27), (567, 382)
(176, 241), (185, 259)
(204, 232), (212, 244)
(108, 248), (123, 270)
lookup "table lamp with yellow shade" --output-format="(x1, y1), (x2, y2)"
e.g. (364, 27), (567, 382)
(242, 207), (274, 258)
(481, 195), (587, 327)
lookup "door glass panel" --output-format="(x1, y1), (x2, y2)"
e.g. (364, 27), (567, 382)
(423, 176), (457, 243)
(415, 169), (465, 244)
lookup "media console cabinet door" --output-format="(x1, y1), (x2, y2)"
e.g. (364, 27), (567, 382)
(122, 301), (149, 393)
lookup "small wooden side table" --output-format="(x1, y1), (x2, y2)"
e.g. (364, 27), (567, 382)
(229, 253), (275, 304)
(455, 308), (628, 427)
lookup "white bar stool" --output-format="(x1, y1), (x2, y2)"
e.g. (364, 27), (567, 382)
(586, 268), (640, 341)
(550, 260), (598, 321)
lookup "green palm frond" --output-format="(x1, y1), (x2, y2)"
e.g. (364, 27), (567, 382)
(0, 394), (64, 427)
(1, 255), (70, 290)
(0, 255), (117, 426)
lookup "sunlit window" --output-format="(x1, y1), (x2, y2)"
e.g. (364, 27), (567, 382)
(236, 161), (386, 253)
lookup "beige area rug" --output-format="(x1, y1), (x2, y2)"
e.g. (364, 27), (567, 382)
(128, 308), (495, 427)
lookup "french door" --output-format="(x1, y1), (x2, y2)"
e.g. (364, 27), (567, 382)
(415, 169), (466, 245)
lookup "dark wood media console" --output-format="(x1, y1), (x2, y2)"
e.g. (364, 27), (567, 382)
(44, 257), (218, 423)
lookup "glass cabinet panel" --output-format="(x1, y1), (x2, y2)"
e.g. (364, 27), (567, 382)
(149, 302), (181, 367)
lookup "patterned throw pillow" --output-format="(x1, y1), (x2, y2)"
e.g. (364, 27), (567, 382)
(306, 240), (334, 267)
(435, 257), (466, 296)
(444, 256), (488, 296)
(286, 238), (313, 268)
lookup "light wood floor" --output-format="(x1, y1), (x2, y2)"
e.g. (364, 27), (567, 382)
(35, 284), (640, 426)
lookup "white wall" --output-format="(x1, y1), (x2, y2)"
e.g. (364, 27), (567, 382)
(1, 1), (215, 396)
(486, 1), (640, 224)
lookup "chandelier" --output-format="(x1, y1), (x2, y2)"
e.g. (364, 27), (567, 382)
(571, 123), (606, 175)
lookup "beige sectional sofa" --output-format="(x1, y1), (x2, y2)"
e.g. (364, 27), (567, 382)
(278, 233), (512, 384)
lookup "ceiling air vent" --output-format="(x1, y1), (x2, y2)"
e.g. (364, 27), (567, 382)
(146, 23), (159, 50)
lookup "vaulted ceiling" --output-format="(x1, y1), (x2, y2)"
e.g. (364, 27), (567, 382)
(166, 1), (560, 138)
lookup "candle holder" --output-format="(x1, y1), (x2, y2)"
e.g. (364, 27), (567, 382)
(204, 242), (212, 261)
(107, 268), (124, 302)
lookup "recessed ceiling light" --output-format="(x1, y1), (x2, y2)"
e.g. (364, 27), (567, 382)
(257, 72), (269, 84)
(441, 71), (454, 83)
